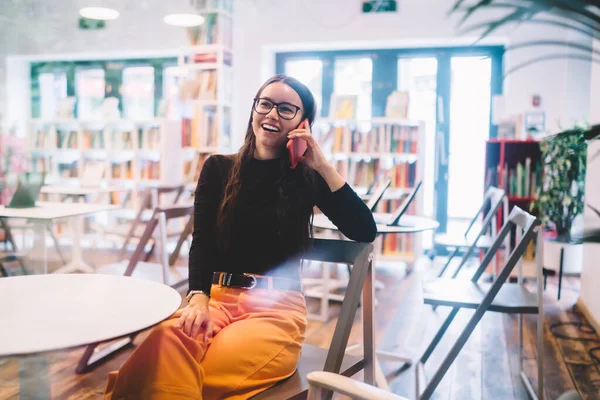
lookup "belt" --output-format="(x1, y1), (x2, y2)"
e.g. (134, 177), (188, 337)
(212, 272), (303, 292)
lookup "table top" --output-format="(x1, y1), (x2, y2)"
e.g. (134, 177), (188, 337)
(0, 274), (182, 356)
(313, 213), (440, 234)
(0, 201), (121, 220)
(41, 185), (128, 196)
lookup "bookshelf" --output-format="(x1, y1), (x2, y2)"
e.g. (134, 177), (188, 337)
(176, 2), (234, 187)
(313, 117), (426, 262)
(484, 139), (542, 218)
(484, 138), (542, 278)
(28, 118), (181, 210)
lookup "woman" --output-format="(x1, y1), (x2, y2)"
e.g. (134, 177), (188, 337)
(105, 74), (377, 399)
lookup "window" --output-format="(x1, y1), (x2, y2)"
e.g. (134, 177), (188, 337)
(284, 59), (323, 116)
(39, 72), (67, 120)
(122, 66), (155, 120)
(75, 68), (105, 119)
(333, 57), (373, 121)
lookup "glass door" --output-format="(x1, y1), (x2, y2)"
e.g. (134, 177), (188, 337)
(446, 56), (493, 232)
(397, 57), (438, 247)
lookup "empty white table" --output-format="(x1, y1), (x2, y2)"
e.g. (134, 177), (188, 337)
(0, 274), (182, 399)
(0, 201), (121, 274)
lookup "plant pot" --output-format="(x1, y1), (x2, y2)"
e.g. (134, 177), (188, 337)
(543, 238), (584, 275)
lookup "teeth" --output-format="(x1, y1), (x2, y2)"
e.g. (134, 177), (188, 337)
(262, 124), (280, 132)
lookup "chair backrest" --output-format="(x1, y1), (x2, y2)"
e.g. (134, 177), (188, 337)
(448, 186), (506, 278)
(300, 239), (374, 375)
(388, 180), (422, 225)
(464, 185), (505, 238)
(123, 204), (194, 281)
(365, 178), (391, 211)
(469, 206), (540, 284)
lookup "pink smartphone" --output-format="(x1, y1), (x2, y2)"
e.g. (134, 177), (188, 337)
(287, 120), (309, 169)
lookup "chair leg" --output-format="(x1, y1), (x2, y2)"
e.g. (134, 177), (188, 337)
(421, 305), (487, 399)
(76, 332), (139, 374)
(420, 308), (459, 365)
(437, 247), (459, 278)
(558, 248), (564, 301)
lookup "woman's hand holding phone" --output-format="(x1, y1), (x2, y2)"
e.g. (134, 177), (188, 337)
(287, 119), (329, 172)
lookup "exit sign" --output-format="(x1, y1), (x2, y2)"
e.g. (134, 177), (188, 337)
(79, 17), (106, 30)
(362, 0), (397, 12)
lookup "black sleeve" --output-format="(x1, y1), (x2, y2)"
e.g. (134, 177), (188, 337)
(188, 155), (223, 295)
(314, 174), (377, 243)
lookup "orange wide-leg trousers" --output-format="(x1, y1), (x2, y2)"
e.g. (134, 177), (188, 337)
(104, 285), (307, 400)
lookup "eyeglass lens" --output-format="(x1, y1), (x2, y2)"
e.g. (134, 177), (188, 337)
(254, 98), (298, 120)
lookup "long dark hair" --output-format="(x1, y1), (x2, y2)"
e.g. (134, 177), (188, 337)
(216, 74), (318, 252)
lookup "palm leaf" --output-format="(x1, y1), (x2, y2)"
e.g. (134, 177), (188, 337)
(450, 0), (600, 66)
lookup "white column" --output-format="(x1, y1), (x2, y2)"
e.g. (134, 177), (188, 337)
(578, 39), (600, 327)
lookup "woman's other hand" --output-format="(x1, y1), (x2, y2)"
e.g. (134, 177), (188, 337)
(174, 294), (213, 342)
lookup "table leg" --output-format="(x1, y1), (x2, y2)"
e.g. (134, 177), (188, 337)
(20, 353), (51, 399)
(52, 196), (95, 274)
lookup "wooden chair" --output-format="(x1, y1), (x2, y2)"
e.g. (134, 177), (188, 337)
(102, 184), (187, 259)
(433, 186), (507, 278)
(306, 371), (408, 400)
(416, 206), (543, 400)
(76, 205), (192, 373)
(251, 239), (376, 400)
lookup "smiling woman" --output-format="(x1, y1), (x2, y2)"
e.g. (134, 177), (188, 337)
(103, 74), (377, 400)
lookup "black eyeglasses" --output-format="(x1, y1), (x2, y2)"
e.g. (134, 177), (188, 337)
(253, 97), (302, 120)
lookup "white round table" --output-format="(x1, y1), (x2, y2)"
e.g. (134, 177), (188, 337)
(313, 213), (440, 234)
(0, 274), (182, 399)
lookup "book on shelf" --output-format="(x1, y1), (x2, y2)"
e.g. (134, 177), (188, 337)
(110, 160), (133, 180)
(57, 161), (78, 178)
(316, 123), (419, 155)
(385, 91), (409, 119)
(484, 157), (542, 198)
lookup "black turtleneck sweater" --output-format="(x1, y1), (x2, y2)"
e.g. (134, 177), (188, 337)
(188, 154), (377, 295)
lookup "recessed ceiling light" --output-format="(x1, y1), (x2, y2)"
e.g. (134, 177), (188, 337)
(79, 7), (120, 21)
(163, 13), (205, 27)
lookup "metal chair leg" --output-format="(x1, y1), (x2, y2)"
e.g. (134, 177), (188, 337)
(437, 247), (460, 278)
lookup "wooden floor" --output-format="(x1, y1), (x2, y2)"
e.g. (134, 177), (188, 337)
(1, 248), (600, 399)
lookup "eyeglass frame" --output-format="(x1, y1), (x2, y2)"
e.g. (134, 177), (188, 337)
(252, 97), (303, 120)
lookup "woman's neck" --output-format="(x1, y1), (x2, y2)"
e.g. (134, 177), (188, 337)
(254, 146), (281, 160)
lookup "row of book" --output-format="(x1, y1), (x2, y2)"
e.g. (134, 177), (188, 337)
(316, 124), (419, 154)
(378, 199), (418, 255)
(186, 13), (233, 48)
(335, 159), (418, 190)
(191, 0), (233, 11)
(484, 158), (542, 198)
(181, 71), (219, 101)
(32, 126), (161, 151)
(138, 161), (160, 181)
(181, 107), (223, 148)
(184, 153), (211, 184)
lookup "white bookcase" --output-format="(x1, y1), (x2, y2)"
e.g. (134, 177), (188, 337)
(28, 118), (180, 211)
(312, 117), (427, 263)
(175, 4), (234, 187)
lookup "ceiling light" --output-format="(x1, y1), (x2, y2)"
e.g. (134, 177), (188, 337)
(79, 7), (120, 20)
(163, 13), (205, 27)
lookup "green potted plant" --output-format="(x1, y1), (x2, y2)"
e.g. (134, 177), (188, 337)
(531, 127), (588, 274)
(532, 127), (587, 242)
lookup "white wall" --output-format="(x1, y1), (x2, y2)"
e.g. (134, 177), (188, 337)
(231, 0), (592, 150)
(580, 39), (600, 325)
(0, 0), (594, 146)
